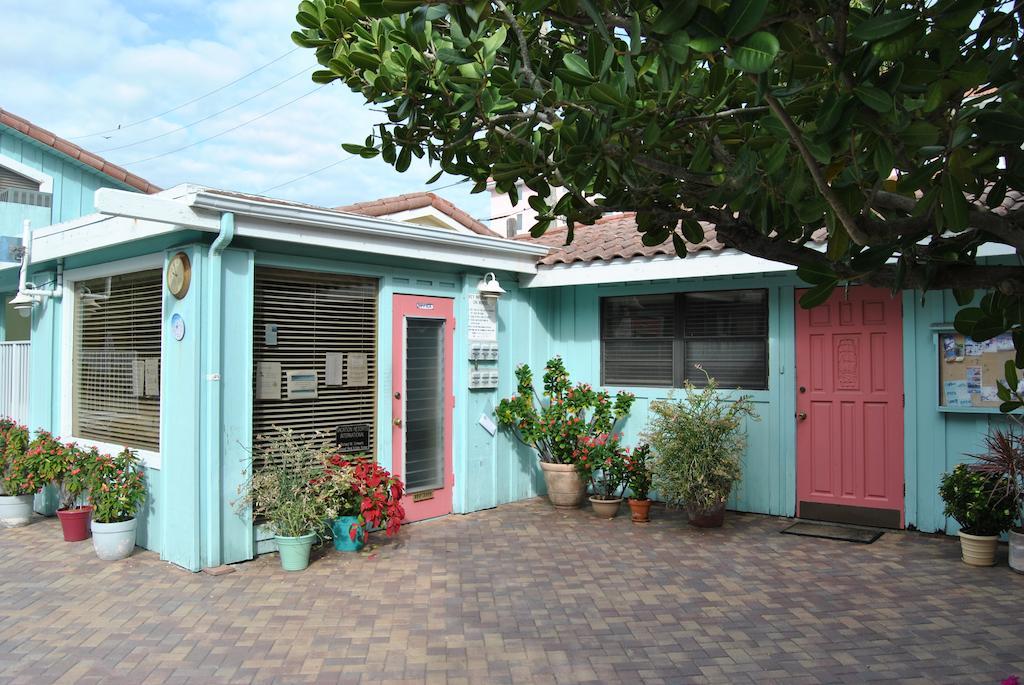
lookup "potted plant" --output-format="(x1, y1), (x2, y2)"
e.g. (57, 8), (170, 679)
(939, 463), (1016, 566)
(319, 455), (405, 552)
(88, 448), (146, 560)
(0, 420), (37, 527)
(969, 423), (1024, 573)
(624, 444), (653, 523)
(645, 369), (758, 528)
(576, 433), (629, 518)
(496, 357), (635, 508)
(236, 429), (332, 571)
(29, 431), (95, 541)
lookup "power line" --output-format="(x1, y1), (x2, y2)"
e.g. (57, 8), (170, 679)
(123, 85), (325, 165)
(259, 155), (354, 194)
(72, 47), (301, 139)
(95, 66), (312, 154)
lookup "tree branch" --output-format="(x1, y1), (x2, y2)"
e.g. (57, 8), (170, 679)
(872, 190), (1024, 251)
(762, 90), (872, 246)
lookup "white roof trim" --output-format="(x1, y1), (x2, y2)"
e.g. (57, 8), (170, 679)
(33, 186), (548, 275)
(0, 154), (53, 193)
(522, 249), (797, 288)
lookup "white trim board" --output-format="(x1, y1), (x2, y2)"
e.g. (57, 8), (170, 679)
(0, 154), (53, 193)
(59, 253), (166, 469)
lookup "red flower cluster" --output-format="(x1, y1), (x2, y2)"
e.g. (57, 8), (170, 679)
(329, 457), (406, 539)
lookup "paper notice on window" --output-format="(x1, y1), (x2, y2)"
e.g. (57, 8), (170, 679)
(346, 353), (368, 387)
(144, 358), (160, 397)
(256, 361), (282, 400)
(131, 359), (145, 397)
(325, 353), (344, 386)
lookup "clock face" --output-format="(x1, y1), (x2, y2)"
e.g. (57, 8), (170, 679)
(167, 252), (191, 299)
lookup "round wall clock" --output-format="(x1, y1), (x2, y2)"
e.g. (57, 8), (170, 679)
(170, 313), (186, 341)
(166, 252), (191, 299)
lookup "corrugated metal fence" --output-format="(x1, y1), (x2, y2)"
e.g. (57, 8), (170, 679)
(0, 342), (29, 424)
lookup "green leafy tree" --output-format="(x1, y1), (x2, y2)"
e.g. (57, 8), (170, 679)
(295, 0), (1023, 399)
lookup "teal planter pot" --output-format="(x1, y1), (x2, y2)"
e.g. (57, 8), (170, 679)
(275, 533), (317, 571)
(331, 516), (366, 552)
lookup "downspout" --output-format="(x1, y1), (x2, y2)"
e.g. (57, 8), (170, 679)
(203, 212), (235, 568)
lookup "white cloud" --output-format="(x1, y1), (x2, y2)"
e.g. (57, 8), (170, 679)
(1, 0), (491, 220)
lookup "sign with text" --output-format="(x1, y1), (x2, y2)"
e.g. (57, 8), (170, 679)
(335, 423), (372, 453)
(467, 293), (497, 342)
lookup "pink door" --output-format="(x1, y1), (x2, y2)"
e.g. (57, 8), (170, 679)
(795, 286), (904, 528)
(392, 295), (455, 522)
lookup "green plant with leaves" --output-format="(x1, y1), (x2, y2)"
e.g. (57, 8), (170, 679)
(88, 448), (146, 524)
(574, 432), (630, 499)
(939, 462), (1016, 536)
(644, 369), (759, 514)
(495, 357), (635, 467)
(1, 423), (35, 497)
(235, 429), (335, 538)
(24, 430), (94, 511)
(624, 443), (653, 501)
(295, 0), (1024, 406)
(966, 417), (1024, 531)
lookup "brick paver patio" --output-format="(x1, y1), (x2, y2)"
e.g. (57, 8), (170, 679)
(0, 499), (1021, 684)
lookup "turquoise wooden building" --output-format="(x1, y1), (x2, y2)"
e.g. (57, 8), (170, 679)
(9, 123), (1022, 570)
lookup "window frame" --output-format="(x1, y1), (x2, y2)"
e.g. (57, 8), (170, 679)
(600, 288), (769, 391)
(60, 253), (165, 469)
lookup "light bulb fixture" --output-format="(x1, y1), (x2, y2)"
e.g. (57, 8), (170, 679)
(477, 272), (506, 299)
(9, 291), (37, 318)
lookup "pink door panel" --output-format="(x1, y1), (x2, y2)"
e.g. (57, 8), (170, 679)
(392, 295), (455, 522)
(795, 286), (904, 528)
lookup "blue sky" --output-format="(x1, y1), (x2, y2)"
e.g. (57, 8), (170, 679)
(0, 0), (490, 218)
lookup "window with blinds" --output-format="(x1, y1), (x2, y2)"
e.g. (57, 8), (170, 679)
(252, 268), (378, 471)
(72, 269), (163, 451)
(601, 289), (768, 390)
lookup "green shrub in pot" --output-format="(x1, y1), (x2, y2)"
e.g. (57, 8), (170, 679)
(88, 448), (146, 560)
(939, 463), (1015, 566)
(0, 422), (36, 527)
(645, 369), (758, 528)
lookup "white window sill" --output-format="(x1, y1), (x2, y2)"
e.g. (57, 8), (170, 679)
(63, 436), (160, 471)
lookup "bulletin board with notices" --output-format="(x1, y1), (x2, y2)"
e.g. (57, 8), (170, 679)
(938, 330), (1016, 411)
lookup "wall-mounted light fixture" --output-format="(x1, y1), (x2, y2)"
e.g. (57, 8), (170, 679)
(477, 272), (506, 299)
(8, 220), (61, 318)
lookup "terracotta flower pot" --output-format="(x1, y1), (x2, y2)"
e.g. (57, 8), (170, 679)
(539, 462), (585, 508)
(1009, 528), (1024, 575)
(687, 500), (726, 528)
(56, 506), (93, 542)
(959, 530), (999, 567)
(589, 496), (622, 519)
(628, 498), (651, 523)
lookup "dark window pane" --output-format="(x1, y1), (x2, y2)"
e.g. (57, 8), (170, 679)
(683, 339), (767, 389)
(602, 340), (674, 386)
(601, 294), (674, 338)
(682, 290), (767, 338)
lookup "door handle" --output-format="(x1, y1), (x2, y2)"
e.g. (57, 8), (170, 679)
(797, 411), (807, 421)
(393, 417), (402, 427)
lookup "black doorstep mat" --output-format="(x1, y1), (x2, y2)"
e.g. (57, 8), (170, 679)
(781, 521), (884, 544)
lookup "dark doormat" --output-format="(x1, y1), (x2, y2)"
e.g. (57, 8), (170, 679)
(781, 521), (884, 544)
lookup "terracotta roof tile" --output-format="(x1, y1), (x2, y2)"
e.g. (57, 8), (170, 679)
(0, 108), (160, 194)
(518, 213), (828, 266)
(335, 192), (498, 237)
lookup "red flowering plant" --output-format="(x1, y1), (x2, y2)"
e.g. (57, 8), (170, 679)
(623, 444), (653, 501)
(495, 357), (635, 475)
(1, 423), (36, 496)
(24, 430), (93, 511)
(88, 448), (146, 524)
(575, 433), (630, 501)
(318, 455), (405, 540)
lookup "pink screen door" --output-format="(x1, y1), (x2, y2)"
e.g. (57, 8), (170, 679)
(795, 286), (904, 528)
(392, 294), (455, 522)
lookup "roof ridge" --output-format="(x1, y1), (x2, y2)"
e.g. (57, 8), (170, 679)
(335, 190), (498, 237)
(0, 108), (160, 194)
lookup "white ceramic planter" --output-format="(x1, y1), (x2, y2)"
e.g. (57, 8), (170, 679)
(92, 518), (138, 561)
(0, 494), (34, 527)
(1009, 529), (1024, 575)
(959, 530), (999, 567)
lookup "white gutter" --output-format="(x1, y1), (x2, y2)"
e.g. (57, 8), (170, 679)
(79, 188), (548, 275)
